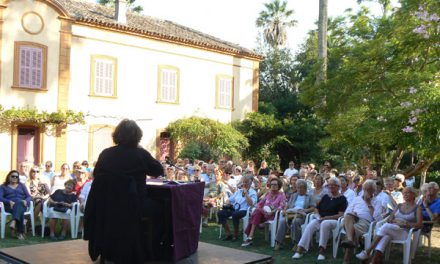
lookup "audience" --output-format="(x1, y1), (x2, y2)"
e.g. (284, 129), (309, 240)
(51, 163), (71, 194)
(26, 166), (51, 219)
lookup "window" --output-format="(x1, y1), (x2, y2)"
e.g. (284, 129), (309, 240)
(216, 75), (233, 109)
(157, 66), (179, 104)
(88, 125), (114, 162)
(90, 55), (117, 97)
(13, 42), (47, 90)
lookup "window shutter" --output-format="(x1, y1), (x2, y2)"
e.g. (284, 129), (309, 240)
(161, 69), (177, 102)
(218, 78), (232, 108)
(94, 58), (114, 96)
(19, 46), (43, 89)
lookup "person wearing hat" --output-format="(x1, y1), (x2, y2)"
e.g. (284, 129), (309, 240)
(73, 166), (89, 197)
(393, 174), (405, 192)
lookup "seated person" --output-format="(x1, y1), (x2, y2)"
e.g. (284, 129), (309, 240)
(356, 187), (422, 263)
(275, 179), (314, 250)
(385, 176), (403, 208)
(308, 175), (327, 207)
(217, 176), (257, 241)
(420, 182), (440, 233)
(340, 180), (382, 262)
(0, 170), (32, 240)
(292, 177), (348, 260)
(202, 168), (226, 226)
(284, 175), (299, 201)
(26, 166), (51, 218)
(339, 175), (355, 205)
(242, 177), (286, 247)
(47, 179), (77, 241)
(73, 167), (88, 197)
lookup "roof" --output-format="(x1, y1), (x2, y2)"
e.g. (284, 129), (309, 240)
(55, 0), (261, 60)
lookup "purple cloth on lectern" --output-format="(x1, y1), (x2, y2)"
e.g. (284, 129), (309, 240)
(145, 181), (204, 261)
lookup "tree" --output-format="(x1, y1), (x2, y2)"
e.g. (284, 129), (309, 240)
(166, 117), (248, 161)
(97, 0), (143, 13)
(300, 0), (440, 181)
(256, 0), (297, 48)
(316, 0), (328, 84)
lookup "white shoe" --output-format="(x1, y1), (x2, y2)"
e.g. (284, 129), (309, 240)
(292, 252), (303, 259)
(356, 250), (370, 260)
(317, 254), (325, 260)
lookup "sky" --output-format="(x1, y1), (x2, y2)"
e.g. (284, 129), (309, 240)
(131, 0), (384, 53)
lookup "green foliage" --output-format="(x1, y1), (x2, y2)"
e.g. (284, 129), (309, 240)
(0, 105), (85, 133)
(178, 142), (214, 162)
(166, 117), (248, 160)
(97, 0), (143, 13)
(299, 0), (440, 173)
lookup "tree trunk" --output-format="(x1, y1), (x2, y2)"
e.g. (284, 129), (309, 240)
(403, 158), (435, 180)
(420, 166), (428, 186)
(391, 148), (404, 172)
(316, 0), (328, 84)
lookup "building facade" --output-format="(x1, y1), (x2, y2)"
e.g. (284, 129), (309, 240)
(0, 0), (260, 175)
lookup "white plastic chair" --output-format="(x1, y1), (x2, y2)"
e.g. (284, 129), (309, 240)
(218, 206), (251, 241)
(41, 200), (77, 239)
(74, 203), (84, 239)
(384, 227), (421, 264)
(264, 210), (281, 247)
(0, 201), (35, 239)
(332, 217), (376, 258)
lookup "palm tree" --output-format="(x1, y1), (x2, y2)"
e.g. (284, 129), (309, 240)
(256, 0), (297, 48)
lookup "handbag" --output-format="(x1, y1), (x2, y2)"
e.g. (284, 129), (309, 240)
(53, 205), (69, 213)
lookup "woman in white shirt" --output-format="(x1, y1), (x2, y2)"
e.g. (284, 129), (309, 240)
(51, 163), (70, 194)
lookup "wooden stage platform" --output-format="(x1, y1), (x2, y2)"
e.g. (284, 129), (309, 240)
(1, 240), (272, 264)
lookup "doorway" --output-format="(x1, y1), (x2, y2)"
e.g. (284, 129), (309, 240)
(16, 126), (40, 166)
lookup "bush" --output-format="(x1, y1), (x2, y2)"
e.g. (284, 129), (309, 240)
(178, 142), (215, 162)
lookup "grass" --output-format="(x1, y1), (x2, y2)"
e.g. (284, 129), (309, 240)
(0, 218), (438, 264)
(199, 219), (440, 264)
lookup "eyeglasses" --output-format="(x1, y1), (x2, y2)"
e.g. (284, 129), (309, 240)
(270, 183), (278, 186)
(194, 169), (200, 172)
(31, 170), (39, 173)
(10, 175), (19, 179)
(45, 165), (52, 167)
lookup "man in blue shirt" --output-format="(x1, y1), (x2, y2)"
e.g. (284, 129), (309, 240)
(218, 175), (257, 241)
(421, 182), (440, 233)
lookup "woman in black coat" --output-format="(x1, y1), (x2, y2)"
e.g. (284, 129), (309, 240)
(84, 119), (163, 264)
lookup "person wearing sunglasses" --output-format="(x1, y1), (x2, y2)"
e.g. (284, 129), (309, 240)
(26, 166), (50, 219)
(0, 170), (32, 240)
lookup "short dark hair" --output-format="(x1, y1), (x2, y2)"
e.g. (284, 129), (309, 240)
(270, 177), (283, 190)
(112, 119), (143, 147)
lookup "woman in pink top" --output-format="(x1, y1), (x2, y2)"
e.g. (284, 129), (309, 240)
(242, 177), (285, 246)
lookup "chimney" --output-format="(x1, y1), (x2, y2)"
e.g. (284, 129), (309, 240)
(115, 0), (127, 24)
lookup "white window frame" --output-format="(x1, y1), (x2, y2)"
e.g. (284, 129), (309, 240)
(157, 65), (180, 104)
(90, 55), (117, 97)
(216, 75), (234, 110)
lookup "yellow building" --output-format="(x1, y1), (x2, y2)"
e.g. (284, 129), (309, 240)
(0, 0), (261, 174)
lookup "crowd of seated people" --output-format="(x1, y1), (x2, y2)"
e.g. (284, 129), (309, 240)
(166, 158), (439, 263)
(0, 160), (95, 240)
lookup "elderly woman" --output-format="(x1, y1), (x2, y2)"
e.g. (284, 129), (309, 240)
(48, 179), (77, 241)
(292, 177), (348, 260)
(241, 177), (285, 247)
(421, 182), (440, 233)
(384, 176), (403, 207)
(0, 170), (32, 240)
(274, 179), (314, 250)
(309, 174), (326, 207)
(218, 175), (257, 242)
(356, 187), (423, 263)
(26, 166), (51, 218)
(340, 180), (382, 262)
